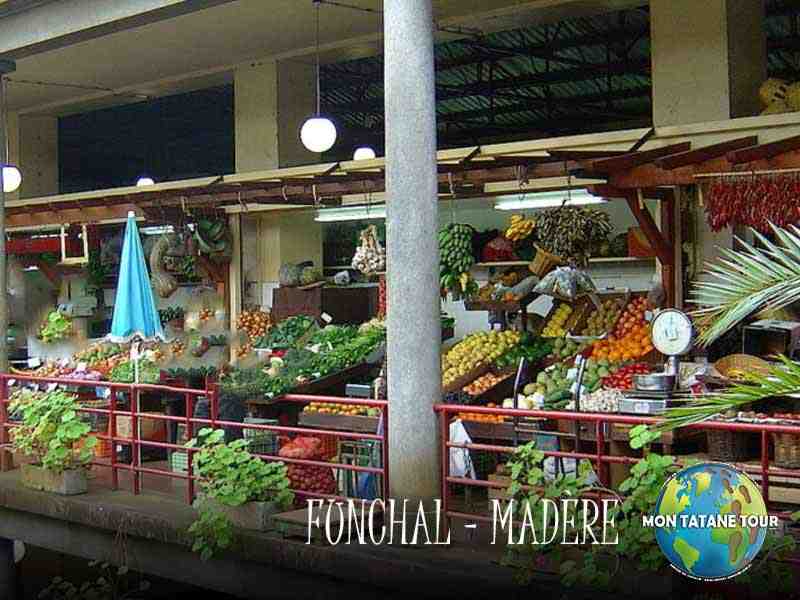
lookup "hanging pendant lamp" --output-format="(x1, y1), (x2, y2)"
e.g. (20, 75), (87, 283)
(300, 0), (337, 153)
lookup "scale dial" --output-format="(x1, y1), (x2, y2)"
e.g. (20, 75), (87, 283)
(651, 309), (693, 356)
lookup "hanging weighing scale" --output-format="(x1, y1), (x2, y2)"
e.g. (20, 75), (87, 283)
(619, 309), (694, 415)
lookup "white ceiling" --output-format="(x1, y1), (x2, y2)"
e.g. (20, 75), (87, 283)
(5, 0), (645, 115)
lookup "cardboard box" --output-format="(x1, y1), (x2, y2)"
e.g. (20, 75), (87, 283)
(116, 412), (167, 441)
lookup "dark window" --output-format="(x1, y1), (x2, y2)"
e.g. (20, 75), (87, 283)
(58, 85), (234, 193)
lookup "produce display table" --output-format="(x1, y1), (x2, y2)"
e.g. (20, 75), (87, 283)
(245, 363), (374, 419)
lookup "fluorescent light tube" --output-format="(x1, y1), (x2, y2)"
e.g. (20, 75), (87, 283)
(494, 189), (607, 210)
(315, 205), (386, 222)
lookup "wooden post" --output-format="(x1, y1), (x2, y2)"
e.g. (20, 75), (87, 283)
(228, 214), (242, 363)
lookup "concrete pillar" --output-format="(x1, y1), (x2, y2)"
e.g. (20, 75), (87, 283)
(234, 59), (317, 171)
(651, 0), (766, 126)
(0, 67), (13, 374)
(384, 0), (441, 503)
(18, 115), (58, 198)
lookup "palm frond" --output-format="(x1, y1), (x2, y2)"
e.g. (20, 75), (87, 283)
(653, 355), (800, 433)
(691, 223), (800, 346)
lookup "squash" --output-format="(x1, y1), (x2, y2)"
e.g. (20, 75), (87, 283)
(150, 235), (178, 298)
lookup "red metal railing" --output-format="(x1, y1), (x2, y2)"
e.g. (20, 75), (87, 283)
(0, 374), (388, 504)
(435, 404), (800, 525)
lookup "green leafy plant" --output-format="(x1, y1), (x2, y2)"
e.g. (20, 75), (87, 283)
(502, 441), (596, 583)
(692, 223), (800, 347)
(256, 315), (317, 349)
(38, 310), (73, 343)
(504, 443), (677, 590)
(187, 503), (234, 562)
(109, 360), (161, 384)
(635, 354), (800, 439)
(36, 560), (150, 600)
(10, 389), (96, 472)
(186, 428), (293, 560)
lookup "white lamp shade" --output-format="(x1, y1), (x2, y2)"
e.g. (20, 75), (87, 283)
(300, 117), (337, 153)
(353, 146), (376, 160)
(136, 176), (155, 187)
(1, 165), (21, 193)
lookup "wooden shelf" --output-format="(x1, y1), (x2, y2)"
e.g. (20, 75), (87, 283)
(298, 412), (380, 433)
(472, 256), (655, 268)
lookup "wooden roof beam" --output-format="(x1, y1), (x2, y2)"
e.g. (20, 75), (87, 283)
(727, 134), (800, 164)
(586, 184), (674, 201)
(546, 149), (630, 160)
(588, 141), (691, 174)
(625, 190), (672, 265)
(655, 136), (758, 169)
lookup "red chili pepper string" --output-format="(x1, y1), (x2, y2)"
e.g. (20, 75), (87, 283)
(705, 174), (800, 233)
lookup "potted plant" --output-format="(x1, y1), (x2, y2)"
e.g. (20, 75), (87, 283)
(11, 389), (96, 495)
(186, 428), (293, 560)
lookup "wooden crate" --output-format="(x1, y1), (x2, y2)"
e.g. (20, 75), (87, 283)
(442, 363), (490, 394)
(297, 412), (380, 433)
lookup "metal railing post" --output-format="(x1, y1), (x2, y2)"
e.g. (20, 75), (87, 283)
(131, 385), (140, 495)
(0, 376), (8, 472)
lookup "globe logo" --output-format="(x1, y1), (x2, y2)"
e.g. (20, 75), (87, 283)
(652, 462), (770, 581)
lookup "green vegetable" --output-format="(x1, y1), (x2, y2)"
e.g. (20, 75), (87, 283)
(110, 359), (161, 384)
(256, 315), (317, 349)
(186, 428), (293, 560)
(39, 310), (72, 344)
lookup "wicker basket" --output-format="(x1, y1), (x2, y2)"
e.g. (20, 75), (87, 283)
(707, 430), (751, 462)
(773, 432), (800, 468)
(529, 245), (563, 277)
(714, 354), (771, 381)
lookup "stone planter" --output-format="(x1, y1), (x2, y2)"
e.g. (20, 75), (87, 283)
(20, 463), (88, 495)
(195, 496), (281, 531)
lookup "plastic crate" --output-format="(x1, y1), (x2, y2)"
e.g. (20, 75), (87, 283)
(170, 451), (188, 474)
(243, 418), (280, 456)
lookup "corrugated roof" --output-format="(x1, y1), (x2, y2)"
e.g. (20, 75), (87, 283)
(322, 1), (800, 158)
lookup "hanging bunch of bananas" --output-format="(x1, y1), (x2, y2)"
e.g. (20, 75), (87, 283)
(439, 223), (478, 297)
(505, 214), (535, 242)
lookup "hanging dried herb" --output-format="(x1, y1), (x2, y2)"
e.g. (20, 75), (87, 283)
(533, 207), (611, 265)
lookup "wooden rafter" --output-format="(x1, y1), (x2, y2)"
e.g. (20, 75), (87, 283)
(655, 136), (758, 170)
(587, 184), (672, 266)
(606, 135), (800, 188)
(726, 133), (800, 164)
(587, 141), (692, 174)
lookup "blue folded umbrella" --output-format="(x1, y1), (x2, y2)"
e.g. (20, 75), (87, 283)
(107, 211), (167, 344)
